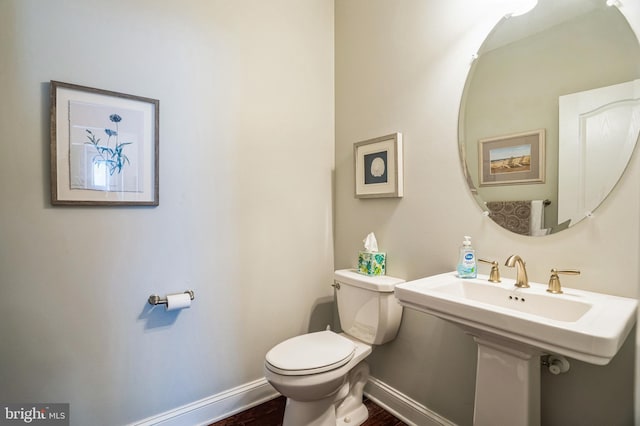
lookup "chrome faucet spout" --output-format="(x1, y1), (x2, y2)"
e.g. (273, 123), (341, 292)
(505, 254), (529, 288)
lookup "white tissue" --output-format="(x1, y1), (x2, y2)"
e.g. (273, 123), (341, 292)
(363, 232), (378, 252)
(166, 293), (192, 311)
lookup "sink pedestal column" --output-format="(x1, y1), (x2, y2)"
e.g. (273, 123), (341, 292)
(473, 335), (541, 426)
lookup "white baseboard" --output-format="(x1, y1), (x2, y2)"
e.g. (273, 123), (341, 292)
(130, 375), (455, 426)
(129, 378), (279, 426)
(364, 376), (457, 426)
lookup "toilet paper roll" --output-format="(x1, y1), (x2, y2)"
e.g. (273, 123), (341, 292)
(166, 293), (192, 311)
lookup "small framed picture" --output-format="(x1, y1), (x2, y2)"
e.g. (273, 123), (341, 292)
(50, 81), (159, 206)
(478, 129), (545, 186)
(354, 133), (403, 198)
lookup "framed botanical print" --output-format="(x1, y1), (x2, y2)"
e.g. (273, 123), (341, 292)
(50, 81), (159, 206)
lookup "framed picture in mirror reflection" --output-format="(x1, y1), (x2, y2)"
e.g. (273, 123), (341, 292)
(479, 129), (545, 186)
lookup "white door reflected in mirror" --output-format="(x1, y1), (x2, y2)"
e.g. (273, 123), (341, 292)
(559, 79), (640, 225)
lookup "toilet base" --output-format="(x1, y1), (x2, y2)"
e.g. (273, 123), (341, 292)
(283, 398), (339, 426)
(282, 361), (370, 426)
(336, 403), (368, 426)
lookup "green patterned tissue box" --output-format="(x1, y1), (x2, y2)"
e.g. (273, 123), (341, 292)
(358, 251), (386, 276)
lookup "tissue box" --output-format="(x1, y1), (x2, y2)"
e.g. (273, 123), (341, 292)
(358, 251), (386, 276)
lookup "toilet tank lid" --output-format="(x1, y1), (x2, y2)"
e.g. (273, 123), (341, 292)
(334, 269), (405, 292)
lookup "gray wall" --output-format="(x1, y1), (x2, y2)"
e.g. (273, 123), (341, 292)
(0, 1), (334, 425)
(335, 0), (639, 425)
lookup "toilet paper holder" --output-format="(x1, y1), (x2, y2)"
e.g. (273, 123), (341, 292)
(148, 290), (195, 306)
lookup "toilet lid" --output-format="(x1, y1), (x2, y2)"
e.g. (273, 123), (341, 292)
(265, 331), (355, 376)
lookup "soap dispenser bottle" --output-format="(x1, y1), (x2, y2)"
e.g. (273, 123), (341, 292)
(457, 236), (477, 278)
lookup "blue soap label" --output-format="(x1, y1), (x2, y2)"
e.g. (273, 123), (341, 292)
(458, 249), (476, 278)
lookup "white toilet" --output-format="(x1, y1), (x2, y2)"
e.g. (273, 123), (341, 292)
(264, 269), (404, 426)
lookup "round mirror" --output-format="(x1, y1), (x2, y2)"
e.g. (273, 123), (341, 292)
(459, 0), (640, 236)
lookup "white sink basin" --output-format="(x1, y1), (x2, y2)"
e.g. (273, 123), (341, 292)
(395, 272), (637, 365)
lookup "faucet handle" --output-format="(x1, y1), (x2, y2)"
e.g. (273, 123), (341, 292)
(547, 269), (580, 294)
(478, 258), (501, 283)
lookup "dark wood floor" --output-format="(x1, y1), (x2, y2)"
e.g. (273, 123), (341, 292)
(210, 395), (407, 426)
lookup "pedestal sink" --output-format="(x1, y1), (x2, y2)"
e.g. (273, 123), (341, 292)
(394, 272), (637, 426)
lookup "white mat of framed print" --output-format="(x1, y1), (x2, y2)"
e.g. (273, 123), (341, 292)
(50, 81), (159, 206)
(354, 133), (403, 198)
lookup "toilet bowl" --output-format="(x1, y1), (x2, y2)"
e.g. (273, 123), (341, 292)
(264, 269), (404, 426)
(265, 331), (372, 426)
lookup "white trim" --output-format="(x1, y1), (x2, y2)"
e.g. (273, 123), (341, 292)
(129, 378), (279, 426)
(364, 376), (457, 426)
(128, 375), (455, 426)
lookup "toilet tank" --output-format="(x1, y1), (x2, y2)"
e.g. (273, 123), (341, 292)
(334, 269), (404, 345)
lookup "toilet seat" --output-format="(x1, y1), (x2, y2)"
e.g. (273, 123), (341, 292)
(265, 331), (355, 376)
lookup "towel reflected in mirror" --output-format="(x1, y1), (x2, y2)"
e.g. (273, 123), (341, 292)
(485, 200), (550, 236)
